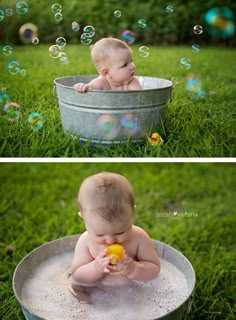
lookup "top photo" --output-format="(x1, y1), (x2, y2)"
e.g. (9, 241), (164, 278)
(0, 0), (235, 158)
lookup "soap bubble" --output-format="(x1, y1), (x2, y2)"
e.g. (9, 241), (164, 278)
(0, 9), (5, 22)
(120, 114), (138, 135)
(55, 13), (63, 21)
(56, 37), (66, 48)
(179, 58), (191, 70)
(3, 102), (21, 121)
(20, 69), (27, 77)
(60, 52), (69, 64)
(19, 23), (38, 43)
(193, 25), (203, 35)
(5, 8), (14, 16)
(0, 93), (11, 112)
(192, 44), (200, 53)
(49, 45), (61, 58)
(137, 19), (147, 28)
(2, 45), (13, 56)
(80, 33), (92, 45)
(185, 73), (205, 98)
(8, 61), (21, 75)
(205, 7), (235, 39)
(72, 22), (80, 31)
(114, 10), (121, 18)
(166, 5), (174, 13)
(32, 37), (39, 45)
(121, 30), (135, 44)
(28, 112), (44, 131)
(96, 115), (119, 139)
(52, 3), (62, 14)
(83, 25), (95, 37)
(16, 2), (29, 14)
(139, 46), (149, 57)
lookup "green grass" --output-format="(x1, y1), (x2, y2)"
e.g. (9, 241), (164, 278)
(0, 45), (235, 157)
(0, 163), (235, 319)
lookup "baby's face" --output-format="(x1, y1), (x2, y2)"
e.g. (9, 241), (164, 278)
(83, 208), (133, 246)
(105, 48), (136, 86)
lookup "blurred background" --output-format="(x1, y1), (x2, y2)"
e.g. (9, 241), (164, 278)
(0, 0), (235, 46)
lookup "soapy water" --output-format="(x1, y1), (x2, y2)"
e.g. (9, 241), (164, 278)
(21, 251), (189, 320)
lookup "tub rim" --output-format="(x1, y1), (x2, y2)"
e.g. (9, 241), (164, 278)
(12, 234), (195, 320)
(54, 75), (173, 94)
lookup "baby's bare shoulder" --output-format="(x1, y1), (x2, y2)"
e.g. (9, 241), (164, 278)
(128, 77), (143, 90)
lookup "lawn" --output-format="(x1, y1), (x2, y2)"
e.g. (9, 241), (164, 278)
(0, 163), (235, 319)
(0, 45), (235, 157)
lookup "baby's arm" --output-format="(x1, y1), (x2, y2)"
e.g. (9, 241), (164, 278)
(71, 233), (112, 284)
(74, 77), (109, 93)
(109, 227), (160, 281)
(128, 77), (143, 90)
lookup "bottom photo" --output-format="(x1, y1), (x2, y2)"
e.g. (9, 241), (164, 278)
(0, 163), (234, 320)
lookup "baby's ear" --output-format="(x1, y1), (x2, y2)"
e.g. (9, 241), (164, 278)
(101, 67), (108, 77)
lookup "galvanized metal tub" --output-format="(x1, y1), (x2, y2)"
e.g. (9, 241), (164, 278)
(54, 76), (172, 144)
(13, 235), (195, 320)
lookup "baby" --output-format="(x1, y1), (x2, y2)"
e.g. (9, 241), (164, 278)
(70, 171), (160, 303)
(74, 37), (143, 92)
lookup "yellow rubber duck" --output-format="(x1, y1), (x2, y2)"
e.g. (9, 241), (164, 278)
(104, 243), (124, 265)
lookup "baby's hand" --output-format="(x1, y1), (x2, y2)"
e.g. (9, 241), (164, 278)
(108, 251), (135, 277)
(74, 83), (90, 93)
(94, 250), (112, 274)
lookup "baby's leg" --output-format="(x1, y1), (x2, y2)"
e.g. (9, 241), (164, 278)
(68, 272), (96, 304)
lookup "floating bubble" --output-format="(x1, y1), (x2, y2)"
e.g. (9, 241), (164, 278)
(139, 46), (149, 58)
(192, 44), (200, 53)
(1, 87), (7, 93)
(83, 25), (95, 37)
(60, 52), (69, 64)
(49, 45), (61, 58)
(205, 7), (235, 39)
(55, 13), (63, 21)
(28, 112), (44, 131)
(137, 19), (147, 29)
(5, 8), (14, 16)
(179, 58), (191, 70)
(8, 61), (21, 75)
(185, 73), (205, 98)
(166, 5), (174, 13)
(0, 9), (5, 22)
(80, 33), (93, 45)
(121, 30), (135, 44)
(114, 10), (121, 18)
(193, 25), (203, 35)
(16, 2), (29, 15)
(32, 37), (39, 45)
(2, 45), (13, 56)
(20, 69), (27, 77)
(0, 93), (11, 111)
(52, 3), (62, 14)
(3, 102), (21, 121)
(96, 115), (119, 139)
(120, 114), (138, 135)
(72, 22), (80, 32)
(19, 23), (38, 44)
(56, 37), (66, 48)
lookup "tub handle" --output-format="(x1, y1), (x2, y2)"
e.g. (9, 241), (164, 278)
(53, 85), (58, 99)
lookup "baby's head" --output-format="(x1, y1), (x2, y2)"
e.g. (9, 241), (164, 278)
(91, 38), (132, 73)
(78, 172), (135, 244)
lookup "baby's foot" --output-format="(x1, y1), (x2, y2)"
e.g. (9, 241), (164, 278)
(68, 283), (91, 304)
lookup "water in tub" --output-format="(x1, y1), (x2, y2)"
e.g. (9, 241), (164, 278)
(21, 251), (189, 319)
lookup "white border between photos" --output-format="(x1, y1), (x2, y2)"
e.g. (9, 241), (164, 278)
(0, 158), (235, 163)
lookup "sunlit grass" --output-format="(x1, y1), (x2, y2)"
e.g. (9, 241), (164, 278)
(0, 45), (235, 157)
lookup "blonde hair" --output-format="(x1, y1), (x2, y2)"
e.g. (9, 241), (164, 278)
(78, 171), (135, 222)
(91, 38), (132, 71)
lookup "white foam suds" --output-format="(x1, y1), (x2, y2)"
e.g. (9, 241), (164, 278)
(21, 251), (189, 320)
